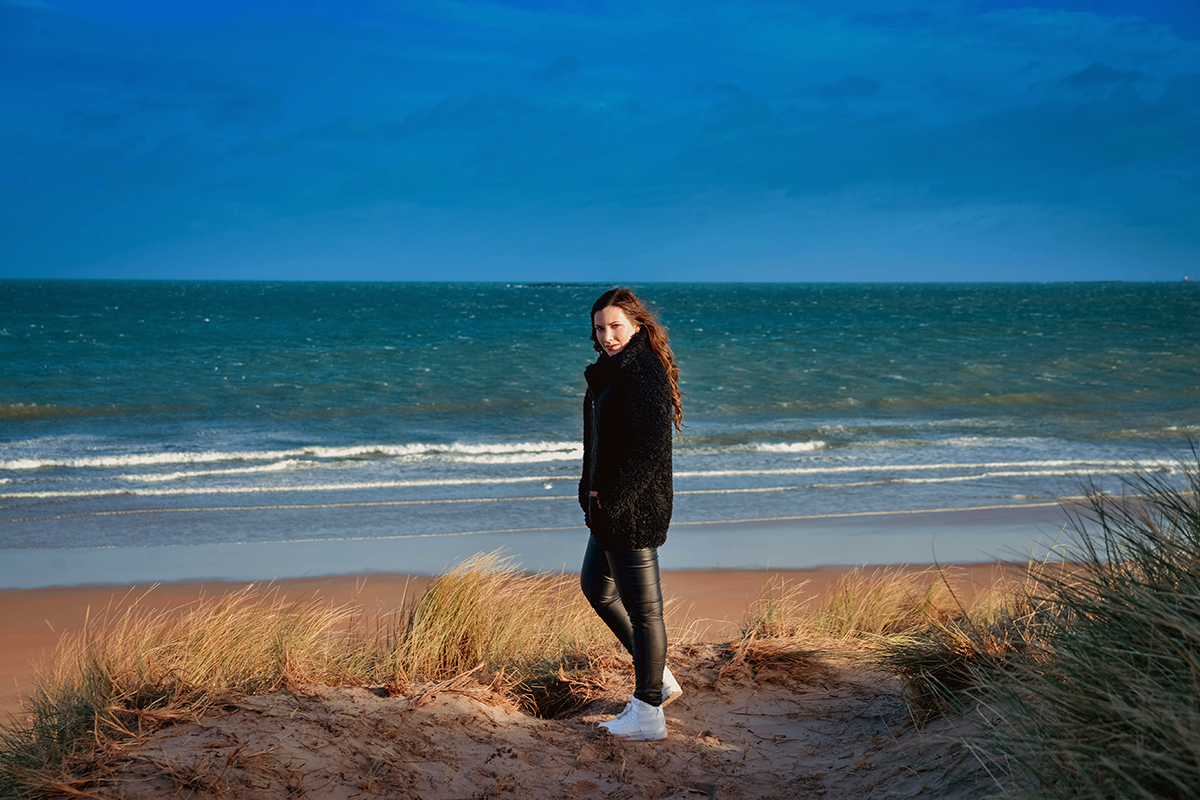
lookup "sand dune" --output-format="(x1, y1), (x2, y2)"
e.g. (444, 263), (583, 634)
(106, 643), (991, 800)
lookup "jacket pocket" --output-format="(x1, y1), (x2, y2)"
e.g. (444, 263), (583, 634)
(586, 496), (610, 531)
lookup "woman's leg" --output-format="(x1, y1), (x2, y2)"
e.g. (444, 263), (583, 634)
(580, 534), (635, 652)
(604, 547), (666, 707)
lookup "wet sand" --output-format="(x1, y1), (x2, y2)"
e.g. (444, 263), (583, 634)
(0, 500), (1068, 590)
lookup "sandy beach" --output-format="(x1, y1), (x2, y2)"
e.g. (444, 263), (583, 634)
(1, 502), (1062, 720)
(0, 505), (1054, 798)
(0, 562), (1017, 720)
(0, 562), (1020, 799)
(0, 501), (1065, 718)
(102, 640), (996, 799)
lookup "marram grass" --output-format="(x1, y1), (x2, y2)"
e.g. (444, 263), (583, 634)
(870, 560), (1061, 719)
(810, 565), (963, 639)
(875, 450), (1200, 799)
(389, 551), (610, 682)
(965, 453), (1200, 800)
(0, 552), (610, 798)
(0, 585), (360, 798)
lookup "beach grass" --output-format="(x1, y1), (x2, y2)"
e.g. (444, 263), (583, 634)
(386, 551), (610, 684)
(810, 565), (964, 639)
(963, 453), (1200, 799)
(869, 449), (1200, 798)
(733, 449), (1200, 799)
(0, 585), (363, 798)
(0, 552), (611, 798)
(740, 575), (812, 639)
(739, 561), (1010, 645)
(868, 561), (1057, 719)
(0, 555), (1023, 798)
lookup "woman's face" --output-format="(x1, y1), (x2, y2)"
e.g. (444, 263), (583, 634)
(593, 306), (640, 356)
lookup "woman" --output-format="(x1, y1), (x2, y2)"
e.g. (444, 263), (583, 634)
(579, 287), (683, 741)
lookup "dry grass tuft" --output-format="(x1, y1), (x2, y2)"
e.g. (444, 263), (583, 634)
(871, 560), (1060, 719)
(812, 566), (963, 639)
(384, 551), (613, 717)
(389, 551), (609, 683)
(515, 648), (631, 718)
(740, 576), (812, 639)
(872, 448), (1200, 798)
(965, 451), (1200, 799)
(0, 585), (365, 798)
(726, 577), (840, 683)
(723, 635), (836, 686)
(0, 551), (614, 798)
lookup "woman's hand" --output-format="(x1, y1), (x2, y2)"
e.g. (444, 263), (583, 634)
(588, 490), (601, 508)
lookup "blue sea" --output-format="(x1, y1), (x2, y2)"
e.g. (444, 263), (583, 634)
(2, 281), (1198, 586)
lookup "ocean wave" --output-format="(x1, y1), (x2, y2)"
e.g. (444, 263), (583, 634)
(0, 475), (566, 499)
(674, 459), (1175, 479)
(806, 468), (1119, 489)
(447, 450), (581, 464)
(1, 458), (1173, 501)
(750, 441), (827, 453)
(1, 449), (298, 471)
(1096, 425), (1200, 440)
(115, 460), (315, 483)
(936, 435), (1047, 448)
(841, 438), (931, 450)
(835, 435), (1058, 453)
(437, 442), (579, 456)
(0, 441), (581, 471)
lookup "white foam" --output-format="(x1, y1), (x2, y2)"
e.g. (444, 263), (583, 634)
(116, 460), (313, 483)
(1, 458), (1172, 501)
(441, 441), (578, 455)
(674, 459), (1172, 479)
(808, 468), (1135, 489)
(752, 441), (827, 453)
(1, 449), (297, 471)
(0, 475), (566, 499)
(0, 440), (581, 471)
(447, 450), (581, 464)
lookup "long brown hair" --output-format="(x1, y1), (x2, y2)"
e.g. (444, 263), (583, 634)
(590, 287), (683, 431)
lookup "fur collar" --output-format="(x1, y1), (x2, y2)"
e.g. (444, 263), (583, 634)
(585, 327), (651, 391)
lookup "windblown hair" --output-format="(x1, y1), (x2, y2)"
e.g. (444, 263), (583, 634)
(590, 287), (683, 431)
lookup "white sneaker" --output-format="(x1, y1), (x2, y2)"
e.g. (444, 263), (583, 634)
(599, 696), (667, 741)
(608, 666), (680, 721)
(662, 665), (683, 706)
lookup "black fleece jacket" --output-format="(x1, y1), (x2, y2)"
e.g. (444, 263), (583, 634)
(579, 328), (674, 551)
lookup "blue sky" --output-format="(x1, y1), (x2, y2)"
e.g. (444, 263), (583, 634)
(3, 0), (1198, 282)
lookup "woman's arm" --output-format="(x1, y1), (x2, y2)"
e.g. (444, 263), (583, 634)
(579, 390), (592, 512)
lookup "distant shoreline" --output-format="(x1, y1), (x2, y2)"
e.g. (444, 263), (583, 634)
(0, 277), (1189, 284)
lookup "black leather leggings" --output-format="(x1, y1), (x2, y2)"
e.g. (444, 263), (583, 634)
(580, 534), (666, 707)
